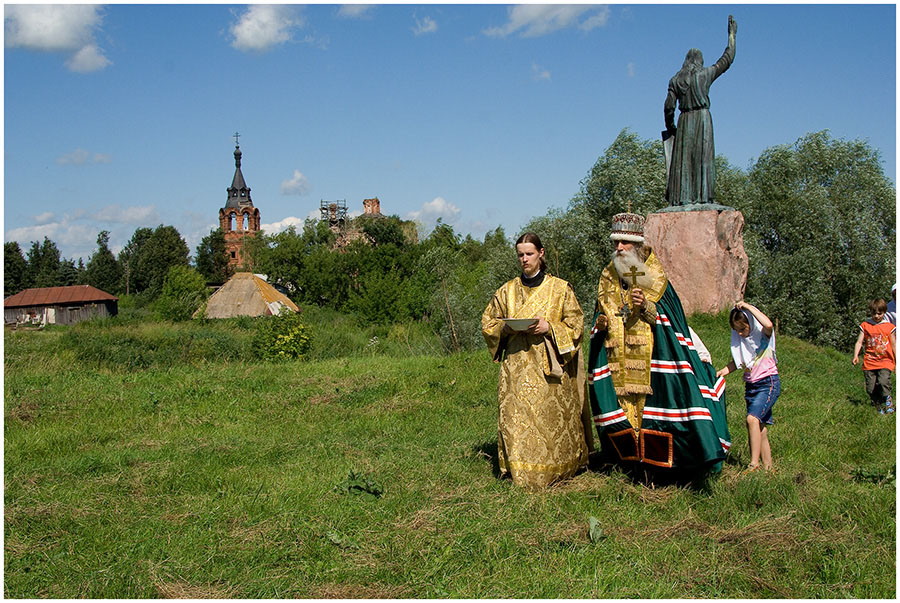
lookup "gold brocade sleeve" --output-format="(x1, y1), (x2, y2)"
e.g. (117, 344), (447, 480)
(639, 299), (658, 325)
(481, 285), (509, 363)
(547, 281), (583, 359)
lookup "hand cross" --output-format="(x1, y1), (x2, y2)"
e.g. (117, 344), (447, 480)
(622, 265), (645, 287)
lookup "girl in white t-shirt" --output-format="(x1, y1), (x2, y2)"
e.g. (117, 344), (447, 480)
(717, 301), (780, 473)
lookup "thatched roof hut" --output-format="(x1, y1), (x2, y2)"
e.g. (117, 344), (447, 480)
(199, 272), (298, 319)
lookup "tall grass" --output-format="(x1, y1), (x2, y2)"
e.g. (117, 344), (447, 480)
(4, 312), (895, 598)
(33, 305), (448, 373)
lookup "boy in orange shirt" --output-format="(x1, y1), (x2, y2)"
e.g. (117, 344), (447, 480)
(852, 298), (896, 414)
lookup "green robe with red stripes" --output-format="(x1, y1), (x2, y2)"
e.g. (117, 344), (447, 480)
(588, 257), (731, 472)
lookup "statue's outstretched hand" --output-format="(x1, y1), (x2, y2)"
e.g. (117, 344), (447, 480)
(728, 15), (737, 36)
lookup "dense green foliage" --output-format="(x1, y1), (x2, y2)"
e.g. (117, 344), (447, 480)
(194, 228), (232, 285)
(251, 308), (311, 361)
(736, 131), (896, 349)
(119, 227), (153, 296)
(251, 217), (516, 351)
(4, 241), (28, 296)
(85, 231), (123, 295)
(4, 313), (895, 597)
(131, 225), (191, 299)
(25, 237), (67, 289)
(156, 265), (209, 322)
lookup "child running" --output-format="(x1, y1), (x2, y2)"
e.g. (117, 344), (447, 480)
(852, 298), (896, 414)
(717, 301), (779, 473)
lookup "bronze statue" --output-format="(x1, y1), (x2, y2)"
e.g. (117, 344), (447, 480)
(664, 15), (737, 206)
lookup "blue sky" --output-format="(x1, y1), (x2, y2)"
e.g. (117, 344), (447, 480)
(3, 3), (896, 262)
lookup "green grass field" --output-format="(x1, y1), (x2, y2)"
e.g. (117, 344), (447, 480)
(4, 312), (895, 598)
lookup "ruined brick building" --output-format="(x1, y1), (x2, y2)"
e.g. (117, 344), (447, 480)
(219, 136), (260, 267)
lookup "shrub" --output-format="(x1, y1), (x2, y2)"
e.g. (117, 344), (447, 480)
(156, 265), (209, 321)
(252, 308), (310, 361)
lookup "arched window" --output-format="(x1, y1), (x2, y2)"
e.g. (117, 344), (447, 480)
(229, 213), (236, 231)
(243, 213), (250, 231)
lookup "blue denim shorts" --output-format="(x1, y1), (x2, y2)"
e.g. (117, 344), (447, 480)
(745, 374), (780, 426)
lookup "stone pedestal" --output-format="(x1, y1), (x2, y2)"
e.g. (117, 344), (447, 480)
(643, 208), (748, 316)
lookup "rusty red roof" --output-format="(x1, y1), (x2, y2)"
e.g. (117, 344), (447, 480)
(4, 285), (118, 308)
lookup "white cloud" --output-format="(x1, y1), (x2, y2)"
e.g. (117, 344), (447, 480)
(484, 5), (610, 38)
(280, 170), (311, 196)
(56, 149), (91, 165)
(65, 43), (111, 73)
(4, 5), (100, 51)
(56, 148), (112, 165)
(579, 8), (611, 32)
(532, 62), (551, 81)
(5, 222), (98, 260)
(92, 204), (159, 224)
(627, 62), (636, 78)
(33, 212), (56, 225)
(338, 5), (374, 19)
(6, 202), (164, 261)
(6, 223), (61, 244)
(407, 197), (461, 227)
(5, 5), (111, 73)
(261, 213), (318, 235)
(412, 16), (437, 36)
(230, 5), (302, 53)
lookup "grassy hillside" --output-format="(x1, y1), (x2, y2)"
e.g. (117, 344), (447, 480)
(4, 313), (895, 598)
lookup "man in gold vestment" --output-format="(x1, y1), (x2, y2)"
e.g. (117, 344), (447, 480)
(482, 233), (592, 489)
(588, 213), (731, 472)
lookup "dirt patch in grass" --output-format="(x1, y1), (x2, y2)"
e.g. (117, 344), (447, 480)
(7, 500), (96, 522)
(308, 392), (339, 405)
(226, 515), (282, 546)
(123, 438), (165, 450)
(394, 507), (439, 533)
(547, 523), (590, 544)
(6, 401), (39, 423)
(308, 581), (409, 599)
(633, 512), (800, 552)
(160, 511), (197, 525)
(299, 375), (358, 406)
(154, 579), (238, 599)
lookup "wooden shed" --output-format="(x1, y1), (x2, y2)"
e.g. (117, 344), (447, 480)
(4, 285), (118, 326)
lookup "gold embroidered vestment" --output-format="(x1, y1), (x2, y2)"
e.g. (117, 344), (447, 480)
(482, 275), (590, 490)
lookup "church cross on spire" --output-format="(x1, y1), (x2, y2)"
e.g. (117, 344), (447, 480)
(233, 131), (241, 147)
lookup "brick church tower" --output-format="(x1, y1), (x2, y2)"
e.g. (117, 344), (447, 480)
(219, 134), (260, 268)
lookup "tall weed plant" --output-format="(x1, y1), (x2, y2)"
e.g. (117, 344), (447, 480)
(251, 308), (311, 361)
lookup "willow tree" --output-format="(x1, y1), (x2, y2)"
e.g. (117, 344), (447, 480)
(742, 131), (896, 349)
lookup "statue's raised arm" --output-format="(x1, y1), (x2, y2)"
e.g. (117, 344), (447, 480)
(710, 15), (737, 81)
(664, 14), (737, 207)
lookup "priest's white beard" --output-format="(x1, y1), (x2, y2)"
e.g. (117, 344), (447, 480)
(612, 246), (645, 282)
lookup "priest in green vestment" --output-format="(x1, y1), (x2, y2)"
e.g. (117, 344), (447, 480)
(588, 212), (731, 473)
(482, 233), (592, 489)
